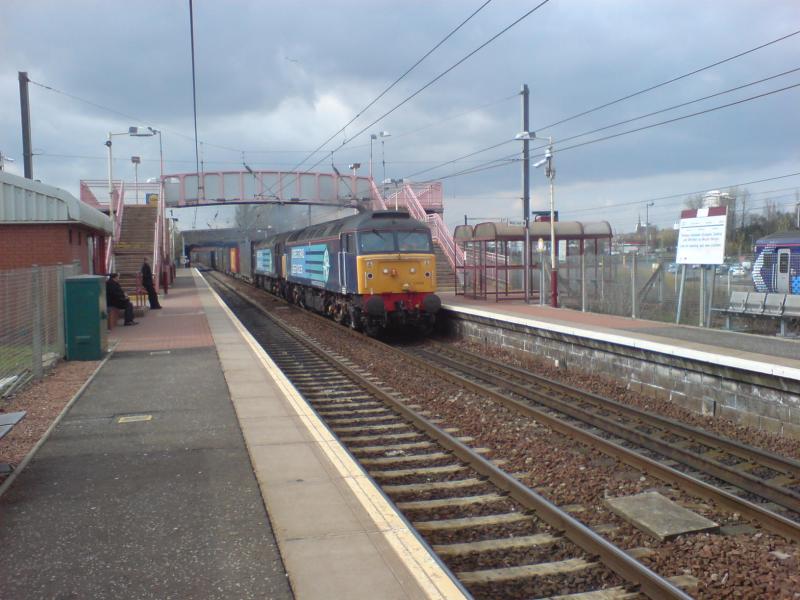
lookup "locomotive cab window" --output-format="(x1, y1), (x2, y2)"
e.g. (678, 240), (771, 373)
(358, 231), (395, 253)
(397, 230), (432, 252)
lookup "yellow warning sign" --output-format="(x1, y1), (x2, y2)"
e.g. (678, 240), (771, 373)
(146, 193), (159, 206)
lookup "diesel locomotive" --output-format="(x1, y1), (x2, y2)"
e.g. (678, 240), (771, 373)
(250, 210), (442, 335)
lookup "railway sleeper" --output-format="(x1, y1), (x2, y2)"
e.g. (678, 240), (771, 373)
(351, 441), (434, 454)
(457, 557), (599, 584)
(414, 511), (532, 531)
(360, 452), (449, 466)
(396, 493), (505, 511)
(433, 532), (561, 556)
(383, 477), (484, 494)
(369, 464), (466, 478)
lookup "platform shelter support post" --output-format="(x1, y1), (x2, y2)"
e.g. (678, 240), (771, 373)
(706, 267), (717, 327)
(580, 240), (587, 311)
(631, 253), (638, 319)
(676, 265), (687, 324)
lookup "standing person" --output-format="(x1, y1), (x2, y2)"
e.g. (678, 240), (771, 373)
(106, 273), (137, 326)
(141, 257), (162, 309)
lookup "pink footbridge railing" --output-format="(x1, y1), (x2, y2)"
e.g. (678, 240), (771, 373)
(383, 183), (465, 274)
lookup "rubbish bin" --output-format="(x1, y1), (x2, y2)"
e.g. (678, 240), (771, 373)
(64, 275), (108, 360)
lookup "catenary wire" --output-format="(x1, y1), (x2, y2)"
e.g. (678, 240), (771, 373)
(537, 28), (800, 132)
(264, 0), (552, 197)
(282, 0), (495, 176)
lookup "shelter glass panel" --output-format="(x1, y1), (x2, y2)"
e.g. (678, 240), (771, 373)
(164, 178), (181, 206)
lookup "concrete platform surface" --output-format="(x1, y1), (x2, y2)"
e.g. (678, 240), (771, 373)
(0, 270), (466, 600)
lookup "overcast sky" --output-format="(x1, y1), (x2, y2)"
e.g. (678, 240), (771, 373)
(1, 0), (799, 233)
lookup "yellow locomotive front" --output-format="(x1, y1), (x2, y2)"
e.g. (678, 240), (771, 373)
(351, 226), (441, 332)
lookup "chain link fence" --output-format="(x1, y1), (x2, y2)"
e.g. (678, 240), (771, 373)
(554, 252), (775, 329)
(0, 263), (81, 397)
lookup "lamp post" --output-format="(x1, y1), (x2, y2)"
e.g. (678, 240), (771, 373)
(517, 131), (557, 307)
(369, 134), (377, 178)
(645, 201), (654, 253)
(379, 131), (391, 196)
(382, 178), (403, 210)
(131, 156), (141, 203)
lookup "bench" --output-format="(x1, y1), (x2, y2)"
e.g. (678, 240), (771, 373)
(0, 411), (27, 474)
(716, 292), (800, 336)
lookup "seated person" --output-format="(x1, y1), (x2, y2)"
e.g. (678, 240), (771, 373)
(106, 273), (137, 326)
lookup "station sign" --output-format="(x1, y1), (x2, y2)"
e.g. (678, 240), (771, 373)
(676, 206), (727, 265)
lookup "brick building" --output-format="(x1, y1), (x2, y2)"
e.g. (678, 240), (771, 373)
(0, 171), (112, 272)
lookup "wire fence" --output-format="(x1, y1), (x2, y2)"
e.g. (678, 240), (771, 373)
(0, 263), (81, 397)
(553, 252), (784, 331)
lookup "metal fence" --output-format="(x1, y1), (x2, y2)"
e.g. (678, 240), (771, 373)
(554, 253), (770, 328)
(0, 263), (80, 397)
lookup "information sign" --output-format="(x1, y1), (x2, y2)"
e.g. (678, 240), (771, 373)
(676, 207), (727, 265)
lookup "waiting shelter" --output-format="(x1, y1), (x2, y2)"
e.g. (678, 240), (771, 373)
(453, 220), (612, 304)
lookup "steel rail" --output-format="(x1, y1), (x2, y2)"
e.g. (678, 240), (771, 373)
(441, 343), (800, 478)
(208, 271), (800, 542)
(396, 346), (800, 544)
(415, 347), (800, 515)
(206, 273), (692, 600)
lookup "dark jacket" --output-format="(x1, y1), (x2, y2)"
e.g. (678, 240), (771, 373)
(106, 278), (128, 309)
(141, 262), (154, 287)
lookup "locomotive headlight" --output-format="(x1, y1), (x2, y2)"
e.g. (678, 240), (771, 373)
(382, 268), (390, 274)
(409, 267), (416, 274)
(367, 261), (373, 268)
(424, 260), (430, 266)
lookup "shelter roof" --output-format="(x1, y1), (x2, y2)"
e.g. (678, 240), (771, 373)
(463, 220), (612, 242)
(0, 171), (112, 233)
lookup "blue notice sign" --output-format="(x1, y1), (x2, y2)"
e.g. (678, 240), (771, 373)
(290, 244), (330, 284)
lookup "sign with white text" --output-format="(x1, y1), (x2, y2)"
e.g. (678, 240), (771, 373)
(676, 207), (727, 265)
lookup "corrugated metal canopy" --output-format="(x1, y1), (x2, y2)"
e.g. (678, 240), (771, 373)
(463, 220), (613, 242)
(0, 171), (112, 233)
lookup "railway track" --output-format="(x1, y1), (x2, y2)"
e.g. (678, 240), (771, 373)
(207, 274), (693, 600)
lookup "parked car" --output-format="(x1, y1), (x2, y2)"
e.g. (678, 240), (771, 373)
(729, 265), (746, 277)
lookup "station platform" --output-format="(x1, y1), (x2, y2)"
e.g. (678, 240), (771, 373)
(0, 270), (464, 600)
(440, 293), (800, 438)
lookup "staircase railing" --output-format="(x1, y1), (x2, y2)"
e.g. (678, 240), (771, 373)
(369, 178), (387, 210)
(152, 194), (164, 292)
(104, 182), (125, 273)
(396, 183), (464, 273)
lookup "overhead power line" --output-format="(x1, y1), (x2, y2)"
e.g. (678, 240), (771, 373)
(538, 28), (800, 132)
(564, 171), (800, 215)
(548, 81), (800, 157)
(265, 0), (552, 197)
(283, 0), (495, 176)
